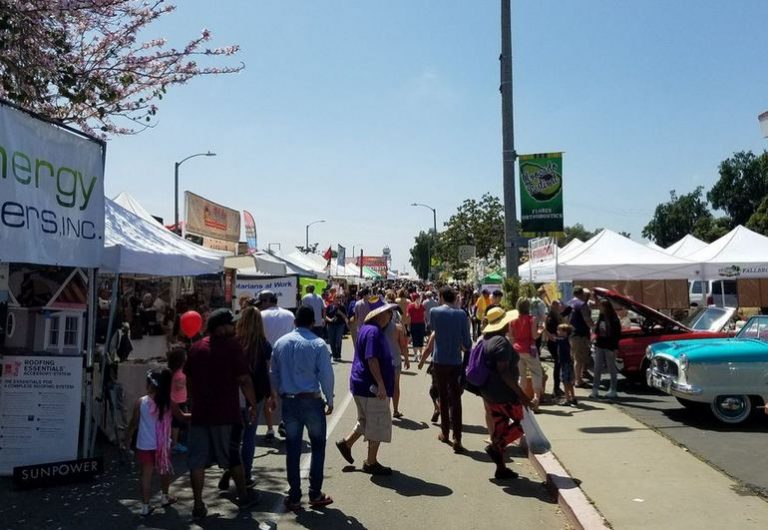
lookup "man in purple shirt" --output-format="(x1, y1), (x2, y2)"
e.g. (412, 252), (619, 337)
(335, 296), (396, 475)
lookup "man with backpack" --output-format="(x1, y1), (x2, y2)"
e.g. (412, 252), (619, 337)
(476, 307), (532, 479)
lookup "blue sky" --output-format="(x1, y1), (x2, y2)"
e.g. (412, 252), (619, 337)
(104, 0), (768, 274)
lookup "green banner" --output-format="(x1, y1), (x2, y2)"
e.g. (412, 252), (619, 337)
(299, 277), (328, 294)
(518, 152), (564, 235)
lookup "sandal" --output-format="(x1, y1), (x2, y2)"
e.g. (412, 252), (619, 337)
(309, 493), (334, 508)
(393, 411), (403, 419)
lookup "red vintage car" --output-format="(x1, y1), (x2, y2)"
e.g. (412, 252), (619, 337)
(591, 287), (736, 381)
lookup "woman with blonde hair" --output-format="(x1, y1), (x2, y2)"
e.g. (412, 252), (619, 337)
(508, 297), (543, 411)
(219, 306), (275, 490)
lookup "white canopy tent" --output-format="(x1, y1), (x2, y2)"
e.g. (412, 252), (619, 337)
(113, 191), (164, 228)
(103, 198), (225, 276)
(645, 241), (665, 252)
(224, 253), (288, 276)
(666, 234), (708, 258)
(685, 225), (768, 280)
(555, 229), (702, 281)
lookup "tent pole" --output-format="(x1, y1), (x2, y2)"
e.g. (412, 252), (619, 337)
(82, 267), (98, 458)
(721, 279), (725, 307)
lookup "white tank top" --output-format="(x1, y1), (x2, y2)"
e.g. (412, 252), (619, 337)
(136, 395), (157, 450)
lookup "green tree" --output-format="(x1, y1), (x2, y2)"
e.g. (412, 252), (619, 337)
(692, 216), (731, 242)
(433, 193), (506, 270)
(708, 151), (768, 227)
(558, 223), (599, 245)
(642, 187), (712, 247)
(409, 230), (435, 280)
(746, 195), (768, 236)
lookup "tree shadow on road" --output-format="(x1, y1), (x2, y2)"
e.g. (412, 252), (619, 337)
(370, 470), (453, 497)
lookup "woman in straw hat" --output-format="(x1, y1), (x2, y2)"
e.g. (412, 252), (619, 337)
(479, 307), (532, 480)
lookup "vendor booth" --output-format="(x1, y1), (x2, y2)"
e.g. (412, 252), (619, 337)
(0, 100), (106, 475)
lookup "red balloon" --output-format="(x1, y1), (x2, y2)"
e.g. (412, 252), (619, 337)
(180, 310), (203, 338)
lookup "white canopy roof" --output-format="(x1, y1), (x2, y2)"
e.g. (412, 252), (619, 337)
(685, 225), (768, 280)
(645, 241), (665, 252)
(519, 238), (586, 283)
(103, 198), (225, 276)
(555, 229), (702, 281)
(225, 253), (288, 276)
(665, 234), (708, 258)
(113, 191), (165, 228)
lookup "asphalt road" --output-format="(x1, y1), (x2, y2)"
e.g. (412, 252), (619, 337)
(590, 374), (768, 498)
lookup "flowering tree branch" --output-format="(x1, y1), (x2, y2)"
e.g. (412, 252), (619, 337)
(0, 0), (243, 137)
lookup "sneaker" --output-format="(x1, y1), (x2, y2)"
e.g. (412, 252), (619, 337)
(139, 504), (154, 517)
(192, 503), (208, 521)
(335, 439), (354, 465)
(264, 429), (275, 441)
(430, 411), (440, 423)
(309, 492), (334, 508)
(605, 391), (618, 400)
(172, 442), (187, 454)
(283, 497), (302, 512)
(245, 477), (256, 489)
(589, 391), (599, 398)
(494, 467), (519, 480)
(160, 494), (177, 507)
(237, 490), (260, 510)
(278, 422), (287, 438)
(362, 461), (393, 476)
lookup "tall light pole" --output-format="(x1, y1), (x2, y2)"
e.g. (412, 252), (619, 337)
(305, 219), (325, 251)
(174, 151), (216, 234)
(501, 0), (519, 277)
(411, 202), (437, 280)
(351, 244), (362, 260)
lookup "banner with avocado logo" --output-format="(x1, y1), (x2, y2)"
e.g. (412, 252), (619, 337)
(0, 102), (105, 267)
(518, 152), (564, 236)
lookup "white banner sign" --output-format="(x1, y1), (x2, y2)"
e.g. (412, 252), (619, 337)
(234, 275), (298, 309)
(458, 245), (476, 262)
(528, 237), (556, 263)
(0, 104), (105, 267)
(0, 355), (83, 475)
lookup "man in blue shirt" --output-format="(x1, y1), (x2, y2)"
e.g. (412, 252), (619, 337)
(421, 286), (472, 453)
(271, 306), (335, 510)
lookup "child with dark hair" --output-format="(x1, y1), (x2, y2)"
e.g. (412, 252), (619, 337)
(125, 368), (187, 516)
(167, 345), (189, 454)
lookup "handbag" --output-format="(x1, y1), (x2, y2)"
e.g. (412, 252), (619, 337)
(520, 407), (551, 454)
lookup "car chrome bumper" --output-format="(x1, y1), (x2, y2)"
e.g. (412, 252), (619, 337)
(646, 369), (703, 396)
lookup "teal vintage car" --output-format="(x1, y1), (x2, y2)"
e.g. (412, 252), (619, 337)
(646, 315), (768, 424)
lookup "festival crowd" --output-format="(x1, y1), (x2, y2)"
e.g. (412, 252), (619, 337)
(123, 280), (622, 519)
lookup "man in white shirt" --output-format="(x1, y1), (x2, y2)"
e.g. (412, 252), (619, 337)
(255, 289), (296, 440)
(256, 290), (295, 348)
(301, 285), (326, 339)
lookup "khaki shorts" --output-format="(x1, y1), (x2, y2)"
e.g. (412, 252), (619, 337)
(353, 396), (392, 443)
(570, 336), (592, 365)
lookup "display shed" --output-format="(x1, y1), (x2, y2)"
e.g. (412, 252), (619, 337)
(0, 99), (106, 477)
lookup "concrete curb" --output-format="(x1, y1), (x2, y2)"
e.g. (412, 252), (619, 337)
(528, 450), (610, 530)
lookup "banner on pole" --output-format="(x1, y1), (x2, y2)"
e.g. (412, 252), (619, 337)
(0, 103), (105, 267)
(185, 191), (240, 251)
(243, 210), (257, 255)
(337, 245), (346, 267)
(457, 245), (476, 263)
(518, 152), (564, 236)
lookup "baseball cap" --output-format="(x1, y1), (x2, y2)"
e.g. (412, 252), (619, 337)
(253, 289), (278, 307)
(206, 308), (241, 332)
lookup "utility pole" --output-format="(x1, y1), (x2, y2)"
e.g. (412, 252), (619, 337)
(501, 0), (519, 277)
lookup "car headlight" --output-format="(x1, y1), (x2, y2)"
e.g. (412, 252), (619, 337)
(679, 353), (689, 372)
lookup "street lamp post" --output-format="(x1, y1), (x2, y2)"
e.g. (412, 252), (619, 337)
(174, 151), (216, 234)
(411, 202), (437, 280)
(305, 219), (326, 251)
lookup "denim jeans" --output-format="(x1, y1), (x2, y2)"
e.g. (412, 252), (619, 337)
(240, 407), (258, 480)
(327, 323), (344, 358)
(282, 397), (327, 502)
